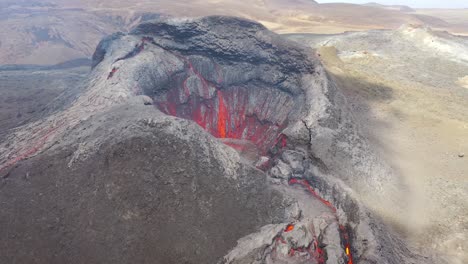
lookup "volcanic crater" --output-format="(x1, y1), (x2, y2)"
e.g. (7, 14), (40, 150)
(152, 54), (299, 158)
(96, 17), (313, 161)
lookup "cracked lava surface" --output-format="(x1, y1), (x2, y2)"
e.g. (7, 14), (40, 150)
(151, 45), (354, 263)
(289, 178), (354, 264)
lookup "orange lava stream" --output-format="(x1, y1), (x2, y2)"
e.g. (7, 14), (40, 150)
(289, 178), (354, 264)
(217, 90), (228, 138)
(285, 224), (295, 232)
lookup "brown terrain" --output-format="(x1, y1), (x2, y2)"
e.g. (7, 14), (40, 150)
(287, 25), (468, 263)
(1, 0), (467, 65)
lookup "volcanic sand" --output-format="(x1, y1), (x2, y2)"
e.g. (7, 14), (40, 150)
(317, 46), (468, 264)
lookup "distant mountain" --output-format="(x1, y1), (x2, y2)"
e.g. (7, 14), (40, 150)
(0, 0), (465, 65)
(363, 2), (415, 12)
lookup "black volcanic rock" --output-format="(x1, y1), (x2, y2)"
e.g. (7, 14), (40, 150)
(0, 104), (291, 264)
(129, 16), (315, 74)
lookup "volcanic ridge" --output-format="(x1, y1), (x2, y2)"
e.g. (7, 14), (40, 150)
(0, 16), (436, 264)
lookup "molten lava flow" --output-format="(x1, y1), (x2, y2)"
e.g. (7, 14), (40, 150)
(285, 224), (294, 232)
(102, 36), (292, 157)
(289, 178), (336, 212)
(340, 225), (354, 264)
(217, 90), (228, 138)
(346, 246), (353, 264)
(155, 57), (293, 155)
(289, 178), (354, 264)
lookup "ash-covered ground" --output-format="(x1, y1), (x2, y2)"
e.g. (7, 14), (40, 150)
(286, 25), (468, 264)
(0, 64), (89, 141)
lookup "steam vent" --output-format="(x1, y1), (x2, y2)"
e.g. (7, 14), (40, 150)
(0, 17), (433, 264)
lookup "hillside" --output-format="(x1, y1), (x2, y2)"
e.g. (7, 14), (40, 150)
(0, 0), (467, 65)
(0, 16), (435, 264)
(0, 2), (467, 264)
(287, 24), (468, 264)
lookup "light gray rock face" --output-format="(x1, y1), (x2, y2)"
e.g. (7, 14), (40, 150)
(0, 16), (436, 264)
(282, 150), (306, 174)
(271, 160), (293, 180)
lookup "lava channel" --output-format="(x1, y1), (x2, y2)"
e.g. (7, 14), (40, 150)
(289, 178), (354, 264)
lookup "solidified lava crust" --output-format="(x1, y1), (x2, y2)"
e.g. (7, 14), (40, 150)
(289, 178), (354, 264)
(0, 122), (65, 173)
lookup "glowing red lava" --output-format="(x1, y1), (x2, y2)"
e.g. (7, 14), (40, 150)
(217, 90), (228, 138)
(340, 225), (354, 264)
(155, 58), (292, 156)
(285, 224), (295, 232)
(289, 178), (336, 212)
(289, 178), (354, 264)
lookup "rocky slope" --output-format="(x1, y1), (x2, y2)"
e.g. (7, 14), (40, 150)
(0, 65), (88, 141)
(0, 16), (436, 263)
(1, 103), (295, 263)
(286, 25), (468, 264)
